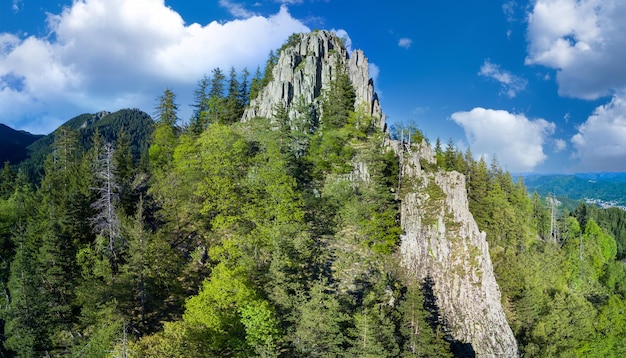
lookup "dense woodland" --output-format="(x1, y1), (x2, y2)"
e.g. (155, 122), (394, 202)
(0, 38), (626, 357)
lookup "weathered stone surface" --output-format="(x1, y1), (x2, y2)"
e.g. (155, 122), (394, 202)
(397, 140), (518, 357)
(242, 30), (384, 126)
(243, 29), (518, 357)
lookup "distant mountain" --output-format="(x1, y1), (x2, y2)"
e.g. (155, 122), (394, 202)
(0, 124), (44, 165)
(20, 108), (154, 180)
(523, 173), (626, 207)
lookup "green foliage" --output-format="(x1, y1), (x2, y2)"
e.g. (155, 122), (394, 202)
(278, 33), (303, 54)
(454, 146), (626, 355)
(249, 66), (263, 101)
(262, 50), (278, 89)
(19, 109), (153, 183)
(8, 46), (626, 357)
(524, 173), (626, 207)
(320, 56), (356, 130)
(399, 280), (453, 357)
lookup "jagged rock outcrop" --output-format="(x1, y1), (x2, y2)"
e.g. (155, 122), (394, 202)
(396, 141), (518, 356)
(242, 30), (384, 130)
(245, 30), (518, 356)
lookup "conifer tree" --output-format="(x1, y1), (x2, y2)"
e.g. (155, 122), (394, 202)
(434, 138), (444, 168)
(249, 66), (263, 101)
(321, 57), (355, 129)
(190, 75), (210, 134)
(239, 67), (250, 108)
(262, 50), (278, 87)
(149, 89), (179, 172)
(444, 138), (457, 171)
(0, 162), (16, 199)
(225, 66), (244, 124)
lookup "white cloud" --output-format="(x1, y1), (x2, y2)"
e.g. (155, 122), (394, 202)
(571, 94), (626, 171)
(526, 0), (626, 99)
(12, 0), (22, 12)
(451, 108), (555, 172)
(0, 0), (309, 133)
(331, 28), (352, 53)
(368, 62), (379, 84)
(219, 0), (257, 18)
(398, 38), (412, 49)
(554, 139), (567, 152)
(502, 1), (517, 23)
(479, 60), (527, 98)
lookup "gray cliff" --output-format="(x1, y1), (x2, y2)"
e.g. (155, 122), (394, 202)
(396, 141), (518, 356)
(246, 30), (518, 357)
(242, 30), (384, 130)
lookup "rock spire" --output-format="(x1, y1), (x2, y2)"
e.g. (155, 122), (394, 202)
(242, 30), (384, 130)
(244, 29), (518, 356)
(396, 141), (519, 356)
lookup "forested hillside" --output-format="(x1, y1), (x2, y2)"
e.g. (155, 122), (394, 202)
(18, 109), (153, 181)
(523, 173), (626, 207)
(0, 124), (43, 165)
(0, 31), (625, 357)
(433, 143), (626, 356)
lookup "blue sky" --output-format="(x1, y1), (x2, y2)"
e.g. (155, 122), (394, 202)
(1, 0), (625, 173)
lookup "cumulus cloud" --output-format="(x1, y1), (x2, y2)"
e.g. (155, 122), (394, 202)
(526, 0), (626, 99)
(571, 94), (626, 171)
(12, 0), (22, 12)
(368, 63), (379, 83)
(554, 139), (567, 152)
(0, 0), (309, 133)
(398, 38), (412, 49)
(219, 0), (257, 18)
(479, 60), (527, 98)
(451, 108), (555, 172)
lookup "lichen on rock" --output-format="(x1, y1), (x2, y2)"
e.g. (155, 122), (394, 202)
(398, 139), (519, 357)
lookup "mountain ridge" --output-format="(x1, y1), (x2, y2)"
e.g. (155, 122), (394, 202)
(0, 123), (44, 165)
(249, 29), (517, 356)
(18, 108), (153, 180)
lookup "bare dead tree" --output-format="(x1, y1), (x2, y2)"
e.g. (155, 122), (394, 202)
(91, 142), (123, 272)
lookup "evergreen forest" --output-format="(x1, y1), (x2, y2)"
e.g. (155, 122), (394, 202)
(0, 37), (625, 357)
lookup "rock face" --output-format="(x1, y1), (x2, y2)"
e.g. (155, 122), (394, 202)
(396, 141), (518, 356)
(242, 30), (384, 130)
(245, 30), (517, 357)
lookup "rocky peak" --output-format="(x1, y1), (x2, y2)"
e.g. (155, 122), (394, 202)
(397, 140), (518, 356)
(242, 30), (384, 129)
(243, 29), (518, 356)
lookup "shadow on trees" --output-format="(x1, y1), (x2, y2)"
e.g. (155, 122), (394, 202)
(421, 276), (476, 358)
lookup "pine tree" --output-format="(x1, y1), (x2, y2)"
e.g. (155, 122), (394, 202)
(249, 66), (263, 101)
(190, 75), (210, 134)
(444, 138), (457, 171)
(293, 281), (348, 357)
(434, 138), (444, 168)
(321, 57), (356, 129)
(399, 281), (453, 357)
(239, 67), (250, 108)
(0, 162), (16, 199)
(209, 67), (226, 100)
(225, 67), (244, 124)
(262, 50), (278, 88)
(154, 88), (178, 126)
(149, 89), (179, 172)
